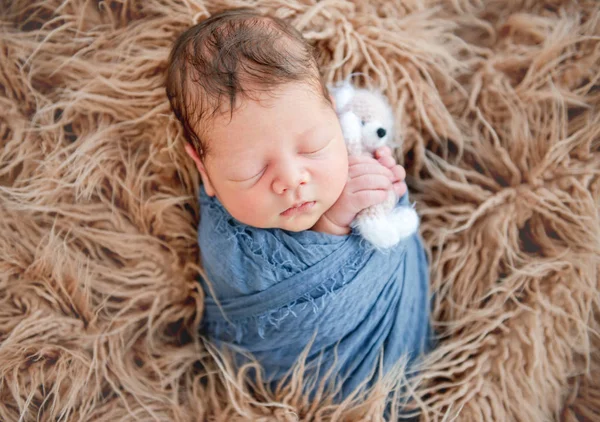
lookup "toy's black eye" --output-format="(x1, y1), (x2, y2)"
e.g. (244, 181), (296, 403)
(360, 120), (365, 126)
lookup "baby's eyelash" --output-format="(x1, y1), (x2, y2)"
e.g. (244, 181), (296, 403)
(303, 146), (325, 155)
(302, 138), (332, 155)
(233, 166), (266, 182)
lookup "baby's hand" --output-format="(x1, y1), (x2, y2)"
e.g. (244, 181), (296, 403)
(312, 155), (396, 235)
(374, 146), (407, 198)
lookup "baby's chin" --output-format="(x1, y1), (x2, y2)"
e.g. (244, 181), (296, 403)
(230, 202), (328, 232)
(228, 210), (321, 232)
(276, 213), (322, 232)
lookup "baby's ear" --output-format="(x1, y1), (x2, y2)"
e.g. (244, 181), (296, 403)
(184, 143), (216, 196)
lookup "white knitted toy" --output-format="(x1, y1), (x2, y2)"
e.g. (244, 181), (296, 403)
(329, 81), (419, 248)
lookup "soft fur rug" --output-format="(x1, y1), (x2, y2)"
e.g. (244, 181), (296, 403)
(1, 0), (599, 420)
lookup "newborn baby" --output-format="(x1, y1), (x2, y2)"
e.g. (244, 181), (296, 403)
(165, 8), (433, 399)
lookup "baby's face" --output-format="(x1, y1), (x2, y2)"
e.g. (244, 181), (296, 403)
(189, 82), (349, 232)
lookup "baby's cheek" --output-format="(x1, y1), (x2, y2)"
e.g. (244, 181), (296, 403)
(241, 195), (268, 222)
(320, 153), (348, 202)
(332, 147), (349, 184)
(221, 193), (261, 226)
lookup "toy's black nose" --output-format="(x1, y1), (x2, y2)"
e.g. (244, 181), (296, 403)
(377, 128), (386, 138)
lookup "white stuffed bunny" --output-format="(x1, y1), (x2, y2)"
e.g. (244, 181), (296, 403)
(329, 81), (419, 249)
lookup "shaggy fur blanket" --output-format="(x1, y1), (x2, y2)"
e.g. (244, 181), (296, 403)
(0, 0), (598, 420)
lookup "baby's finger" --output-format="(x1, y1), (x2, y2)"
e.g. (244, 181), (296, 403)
(393, 181), (407, 198)
(349, 173), (392, 193)
(348, 162), (393, 180)
(374, 146), (392, 158)
(377, 154), (396, 170)
(354, 189), (388, 210)
(390, 164), (406, 183)
(348, 154), (378, 166)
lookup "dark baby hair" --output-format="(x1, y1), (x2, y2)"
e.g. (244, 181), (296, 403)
(165, 8), (330, 159)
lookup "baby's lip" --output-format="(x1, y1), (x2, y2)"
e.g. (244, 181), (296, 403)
(281, 201), (316, 217)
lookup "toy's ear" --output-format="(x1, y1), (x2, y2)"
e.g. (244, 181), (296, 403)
(339, 111), (362, 141)
(328, 81), (355, 113)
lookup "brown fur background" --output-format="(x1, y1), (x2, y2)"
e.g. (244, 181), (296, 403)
(1, 0), (599, 420)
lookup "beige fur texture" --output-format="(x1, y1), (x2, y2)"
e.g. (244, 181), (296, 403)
(0, 0), (599, 420)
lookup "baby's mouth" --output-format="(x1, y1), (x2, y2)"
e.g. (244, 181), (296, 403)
(280, 201), (316, 217)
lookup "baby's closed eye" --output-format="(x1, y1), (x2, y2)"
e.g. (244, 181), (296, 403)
(227, 134), (334, 183)
(229, 166), (267, 182)
(299, 137), (332, 155)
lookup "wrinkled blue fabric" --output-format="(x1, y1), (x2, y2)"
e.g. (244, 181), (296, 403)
(198, 186), (432, 398)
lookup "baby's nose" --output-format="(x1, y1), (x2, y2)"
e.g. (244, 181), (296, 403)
(272, 167), (309, 195)
(377, 128), (387, 138)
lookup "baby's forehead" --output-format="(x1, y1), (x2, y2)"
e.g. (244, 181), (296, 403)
(201, 84), (331, 157)
(199, 80), (325, 126)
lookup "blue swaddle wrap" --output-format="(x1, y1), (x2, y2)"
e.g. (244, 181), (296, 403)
(198, 186), (432, 397)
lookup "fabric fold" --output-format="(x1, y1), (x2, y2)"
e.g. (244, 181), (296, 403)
(198, 186), (432, 396)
